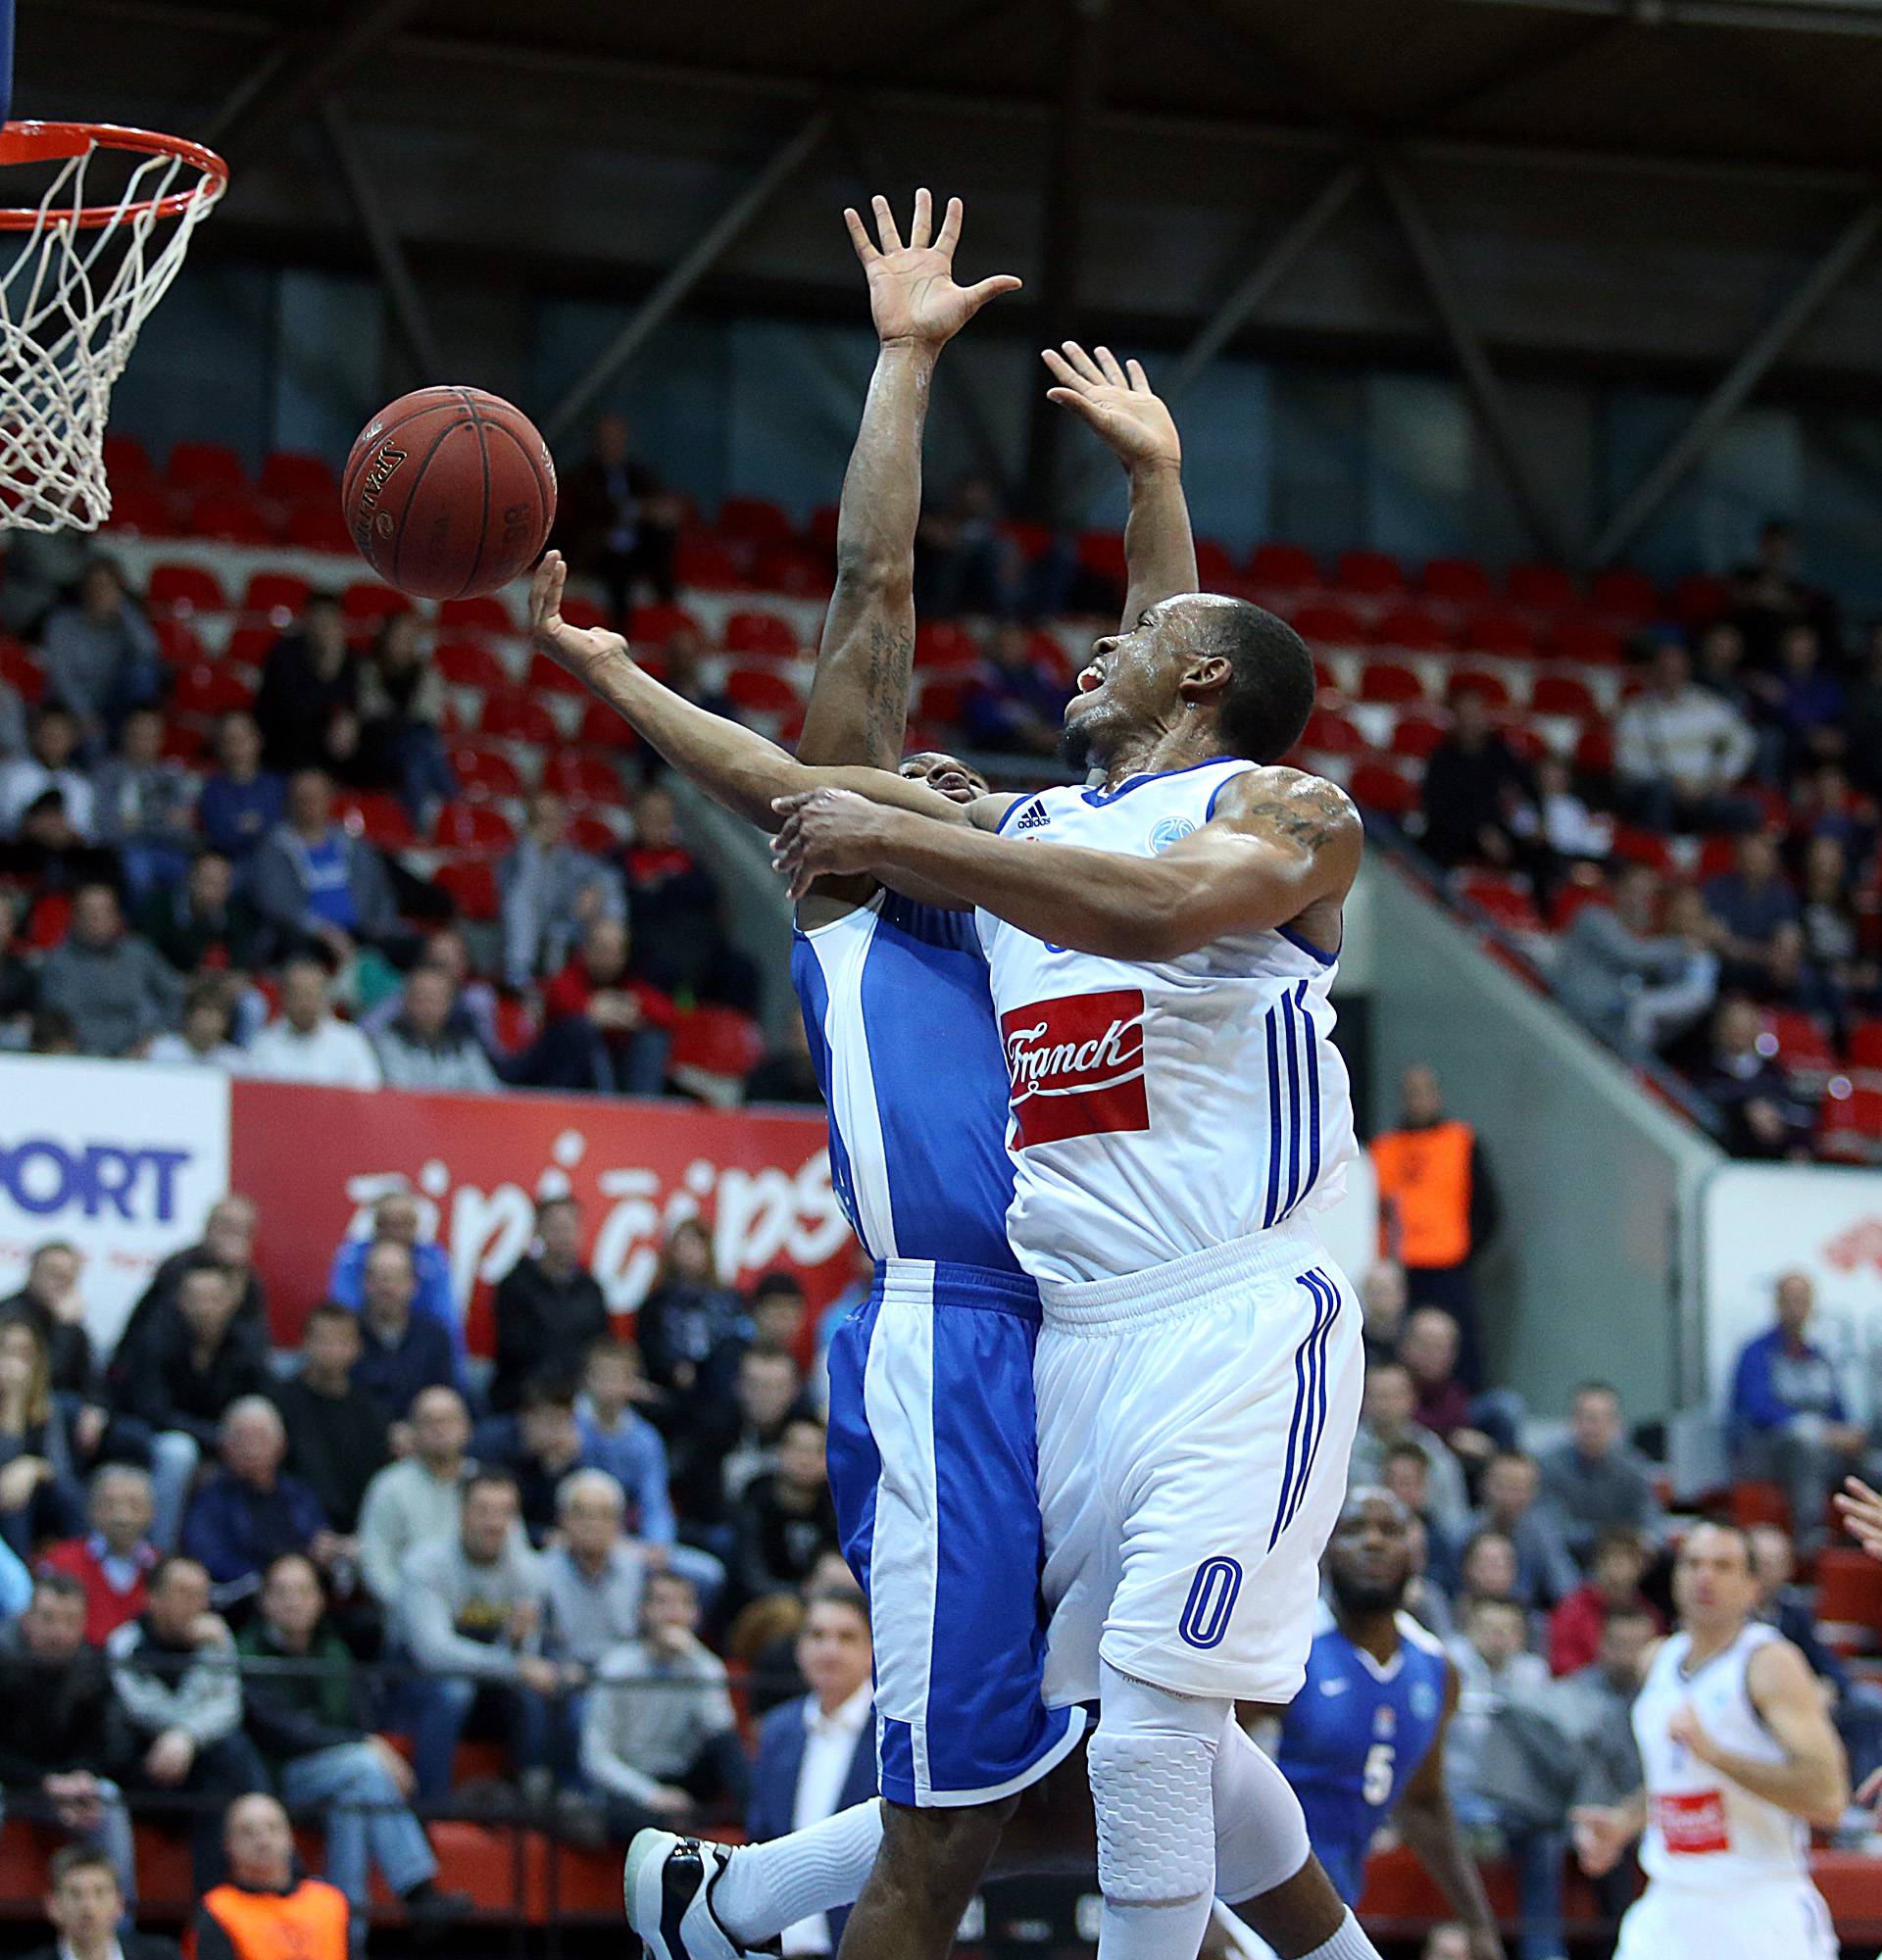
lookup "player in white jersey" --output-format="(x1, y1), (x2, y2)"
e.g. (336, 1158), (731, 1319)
(1572, 1521), (1846, 1960)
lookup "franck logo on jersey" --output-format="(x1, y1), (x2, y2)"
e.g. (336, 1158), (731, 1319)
(1000, 988), (1149, 1148)
(1148, 815), (1194, 853)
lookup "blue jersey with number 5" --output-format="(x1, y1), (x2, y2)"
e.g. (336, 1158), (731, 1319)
(1273, 1612), (1451, 1904)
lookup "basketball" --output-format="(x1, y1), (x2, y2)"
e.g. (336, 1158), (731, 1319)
(341, 384), (557, 601)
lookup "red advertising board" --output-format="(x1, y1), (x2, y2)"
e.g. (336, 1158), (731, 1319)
(228, 1079), (853, 1350)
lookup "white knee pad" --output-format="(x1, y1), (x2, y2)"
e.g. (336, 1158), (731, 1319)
(1211, 1718), (1311, 1905)
(1088, 1663), (1225, 1906)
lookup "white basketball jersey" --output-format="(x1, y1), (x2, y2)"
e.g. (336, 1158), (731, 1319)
(1633, 1624), (1808, 1890)
(975, 759), (1357, 1284)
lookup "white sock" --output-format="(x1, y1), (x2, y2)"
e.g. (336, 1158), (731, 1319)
(1100, 1893), (1220, 1960)
(1299, 1910), (1383, 1960)
(711, 1798), (884, 1944)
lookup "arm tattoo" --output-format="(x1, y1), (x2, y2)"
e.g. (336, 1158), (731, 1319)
(1239, 781), (1354, 853)
(861, 616), (915, 768)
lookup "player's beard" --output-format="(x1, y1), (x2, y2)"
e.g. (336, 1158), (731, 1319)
(1330, 1571), (1407, 1616)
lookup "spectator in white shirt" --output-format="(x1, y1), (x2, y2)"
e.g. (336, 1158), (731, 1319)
(146, 980), (248, 1074)
(1612, 640), (1758, 833)
(243, 955), (381, 1090)
(0, 707), (96, 837)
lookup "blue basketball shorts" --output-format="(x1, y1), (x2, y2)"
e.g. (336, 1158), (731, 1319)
(825, 1256), (1086, 1808)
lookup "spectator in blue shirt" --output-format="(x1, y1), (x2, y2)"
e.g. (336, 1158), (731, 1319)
(349, 1242), (458, 1425)
(245, 768), (396, 964)
(179, 1397), (332, 1609)
(326, 1189), (463, 1377)
(1729, 1270), (1863, 1551)
(963, 622), (1067, 759)
(1702, 831), (1800, 995)
(197, 712), (284, 864)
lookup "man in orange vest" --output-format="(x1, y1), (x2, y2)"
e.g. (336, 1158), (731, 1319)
(1368, 1063), (1500, 1383)
(187, 1795), (348, 1960)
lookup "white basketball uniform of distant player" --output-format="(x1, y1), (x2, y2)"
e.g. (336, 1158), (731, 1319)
(973, 757), (1362, 1710)
(1615, 1621), (1838, 1960)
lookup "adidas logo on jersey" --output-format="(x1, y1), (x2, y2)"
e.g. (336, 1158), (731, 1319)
(1000, 988), (1149, 1149)
(1013, 799), (1051, 832)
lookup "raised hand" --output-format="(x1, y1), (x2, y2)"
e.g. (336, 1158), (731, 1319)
(530, 550), (628, 681)
(846, 190), (1021, 350)
(1042, 342), (1181, 472)
(1837, 1476), (1882, 1558)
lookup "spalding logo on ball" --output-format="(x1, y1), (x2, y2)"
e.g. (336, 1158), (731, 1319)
(342, 385), (558, 601)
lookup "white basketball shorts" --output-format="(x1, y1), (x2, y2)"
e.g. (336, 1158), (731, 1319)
(1033, 1216), (1362, 1707)
(1613, 1878), (1837, 1960)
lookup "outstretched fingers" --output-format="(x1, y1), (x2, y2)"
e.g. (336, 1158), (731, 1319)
(1094, 344), (1127, 388)
(1059, 340), (1107, 386)
(870, 193), (904, 254)
(966, 273), (1023, 312)
(1125, 357), (1151, 394)
(843, 206), (878, 264)
(1040, 346), (1090, 393)
(529, 551), (566, 637)
(909, 187), (933, 251)
(935, 194), (964, 258)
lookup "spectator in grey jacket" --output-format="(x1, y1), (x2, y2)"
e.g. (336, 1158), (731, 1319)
(245, 769), (396, 964)
(36, 883), (184, 1056)
(42, 560), (161, 739)
(396, 1470), (570, 1801)
(355, 1388), (473, 1608)
(498, 793), (623, 990)
(90, 709), (198, 902)
(1465, 1452), (1581, 1610)
(541, 1469), (649, 1671)
(371, 966), (497, 1094)
(1536, 1382), (1665, 1566)
(106, 1555), (266, 1891)
(1349, 1361), (1471, 1536)
(1552, 863), (1712, 1050)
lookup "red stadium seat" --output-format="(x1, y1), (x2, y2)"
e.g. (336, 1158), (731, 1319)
(172, 662), (254, 716)
(749, 543), (832, 598)
(433, 801), (519, 852)
(542, 752), (626, 806)
(1248, 542), (1319, 590)
(1463, 612), (1537, 659)
(565, 810), (620, 855)
(577, 698), (639, 751)
(161, 721), (207, 765)
(259, 451), (339, 503)
(1530, 672), (1599, 719)
(1548, 617), (1624, 664)
(1421, 557), (1493, 606)
(916, 676), (969, 727)
(434, 639), (511, 692)
(1447, 667), (1513, 710)
(557, 593), (611, 631)
(0, 638), (44, 704)
(1389, 709), (1448, 762)
(629, 602), (703, 646)
(1002, 518), (1052, 561)
(1610, 825), (1674, 872)
(146, 562), (227, 616)
(224, 624), (277, 668)
(24, 892), (72, 950)
(1358, 660), (1426, 706)
(336, 791), (416, 850)
(1591, 567), (1659, 621)
(1501, 719), (1547, 764)
(1334, 549), (1403, 597)
(342, 582), (412, 631)
(166, 440), (246, 496)
(154, 616), (208, 667)
(1574, 724), (1614, 774)
(478, 688), (560, 746)
(189, 493), (274, 545)
(1505, 564), (1578, 612)
(1457, 870), (1543, 934)
(1763, 1007), (1837, 1087)
(804, 504), (840, 553)
(1814, 1548), (1882, 1633)
(1727, 1481), (1790, 1531)
(1674, 573), (1731, 626)
(721, 610), (798, 658)
(103, 433), (154, 486)
(914, 622), (980, 671)
(723, 664), (802, 717)
(1292, 601), (1367, 646)
(241, 571), (312, 622)
(1370, 605), (1452, 653)
(438, 594), (517, 637)
(1849, 1021), (1882, 1070)
(1349, 760), (1416, 818)
(718, 496), (794, 547)
(1819, 1078), (1882, 1161)
(447, 743), (526, 800)
(670, 1004), (766, 1096)
(527, 651), (591, 698)
(1194, 539), (1238, 588)
(1301, 707), (1363, 757)
(1078, 531), (1127, 585)
(433, 858), (500, 921)
(100, 482), (177, 537)
(675, 534), (743, 590)
(283, 500), (354, 552)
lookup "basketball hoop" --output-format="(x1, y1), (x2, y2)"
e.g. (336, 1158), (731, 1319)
(0, 122), (226, 532)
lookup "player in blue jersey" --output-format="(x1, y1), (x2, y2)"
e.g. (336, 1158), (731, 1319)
(1247, 1491), (1501, 1959)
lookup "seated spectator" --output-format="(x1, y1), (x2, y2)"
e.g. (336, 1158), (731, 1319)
(0, 787), (121, 895)
(0, 1578), (137, 1899)
(1547, 1527), (1659, 1677)
(497, 791), (624, 992)
(1729, 1269), (1861, 1549)
(118, 1264), (270, 1550)
(40, 1464), (161, 1644)
(476, 1374), (587, 1546)
(0, 1312), (85, 1556)
(748, 1273), (808, 1357)
(1360, 1259), (1411, 1367)
(190, 1793), (348, 1960)
(355, 1387), (473, 1609)
(1612, 639), (1758, 833)
(636, 1217), (748, 1427)
(356, 611), (456, 824)
(360, 925), (499, 1052)
(1417, 688), (1528, 869)
(718, 1348), (811, 1510)
(246, 770), (397, 968)
(621, 782), (754, 1007)
(0, 706), (96, 836)
(1400, 1306), (1504, 1469)
(746, 1588), (875, 1956)
(0, 887), (37, 1044)
(1457, 1528), (1523, 1611)
(196, 713), (284, 865)
(1731, 518), (1840, 663)
(1703, 831), (1799, 995)
(243, 953), (382, 1090)
(1505, 751), (1612, 903)
(915, 474), (1029, 618)
(397, 1470), (564, 1803)
(146, 979), (247, 1072)
(1444, 1592), (1548, 1814)
(541, 1470), (649, 1672)
(115, 1198), (267, 1380)
(106, 1554), (268, 1893)
(1798, 833), (1878, 1024)
(25, 1845), (177, 1960)
(237, 1554), (467, 1929)
(1467, 1452), (1579, 1610)
(268, 1303), (389, 1537)
(1536, 1381), (1664, 1566)
(136, 852), (261, 979)
(1631, 884), (1721, 1053)
(1848, 624), (1882, 797)
(36, 882), (183, 1057)
(91, 707), (197, 902)
(552, 412), (680, 619)
(42, 558), (160, 739)
(580, 1567), (749, 1840)
(325, 1188), (458, 1359)
(1552, 863), (1710, 1049)
(371, 963), (497, 1093)
(744, 1013), (821, 1106)
(252, 594), (360, 778)
(730, 1415), (838, 1603)
(2, 1238), (93, 1395)
(492, 1195), (611, 1414)
(1380, 1441), (1461, 1595)
(1348, 1360), (1470, 1535)
(1750, 621), (1845, 773)
(181, 1399), (333, 1608)
(347, 1241), (458, 1424)
(518, 914), (674, 1097)
(963, 621), (1065, 758)
(1693, 996), (1815, 1158)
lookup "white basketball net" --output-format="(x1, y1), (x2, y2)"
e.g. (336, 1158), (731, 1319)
(0, 133), (223, 532)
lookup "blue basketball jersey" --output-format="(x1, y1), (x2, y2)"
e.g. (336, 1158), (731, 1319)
(1274, 1611), (1452, 1905)
(792, 891), (1020, 1273)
